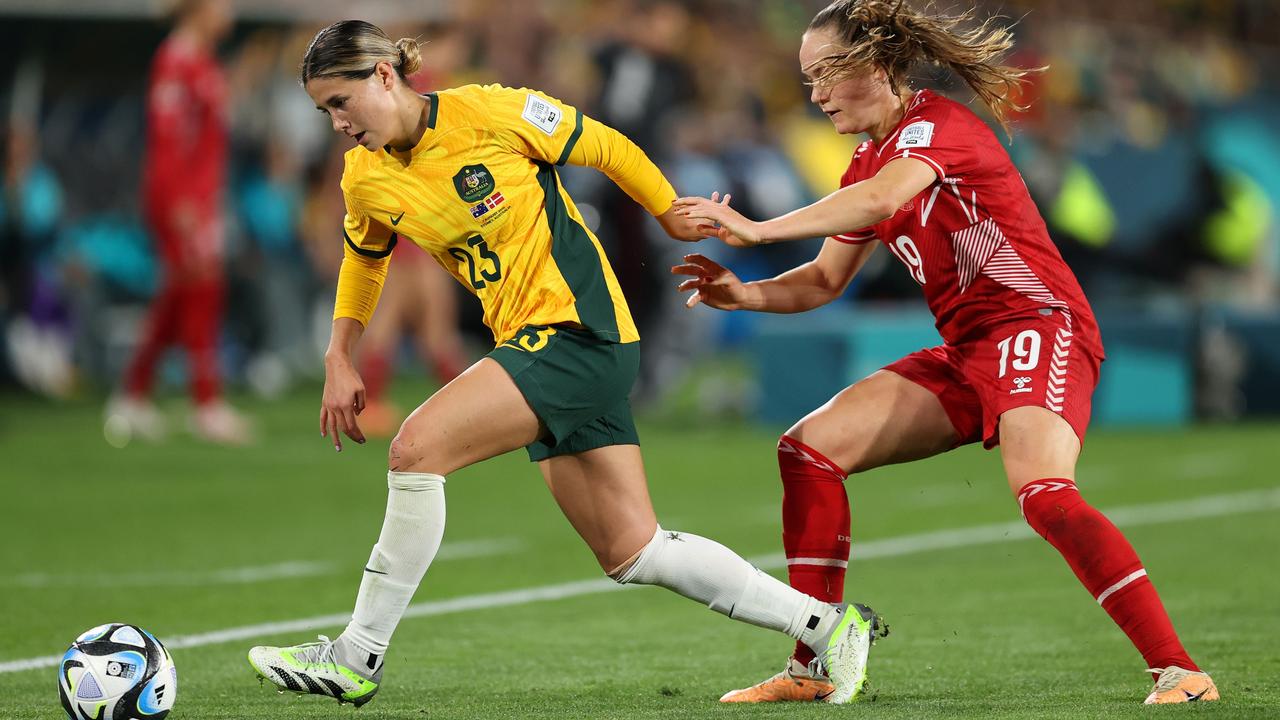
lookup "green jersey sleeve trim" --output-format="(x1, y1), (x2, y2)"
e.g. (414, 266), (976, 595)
(554, 109), (584, 167)
(344, 230), (398, 259)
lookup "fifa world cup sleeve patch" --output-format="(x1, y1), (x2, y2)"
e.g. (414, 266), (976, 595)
(522, 94), (564, 136)
(896, 120), (935, 150)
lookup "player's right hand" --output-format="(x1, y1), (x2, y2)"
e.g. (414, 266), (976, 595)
(670, 253), (755, 311)
(320, 357), (367, 452)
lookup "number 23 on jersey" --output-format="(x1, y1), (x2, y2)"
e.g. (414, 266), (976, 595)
(448, 234), (502, 289)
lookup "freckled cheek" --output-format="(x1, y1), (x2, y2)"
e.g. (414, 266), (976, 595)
(356, 102), (386, 133)
(348, 109), (373, 133)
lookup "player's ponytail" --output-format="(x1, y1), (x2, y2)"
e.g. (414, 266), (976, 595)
(301, 20), (422, 84)
(808, 0), (1043, 132)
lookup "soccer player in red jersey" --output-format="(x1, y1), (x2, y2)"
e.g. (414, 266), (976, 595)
(109, 0), (249, 444)
(673, 0), (1217, 705)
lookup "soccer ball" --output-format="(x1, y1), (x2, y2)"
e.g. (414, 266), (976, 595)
(57, 623), (177, 720)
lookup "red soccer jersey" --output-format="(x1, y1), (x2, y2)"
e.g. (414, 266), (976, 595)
(142, 35), (228, 223)
(834, 90), (1103, 355)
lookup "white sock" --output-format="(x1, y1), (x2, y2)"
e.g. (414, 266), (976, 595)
(341, 471), (446, 656)
(613, 526), (840, 649)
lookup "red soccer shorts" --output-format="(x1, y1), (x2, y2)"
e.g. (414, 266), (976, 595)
(884, 309), (1101, 449)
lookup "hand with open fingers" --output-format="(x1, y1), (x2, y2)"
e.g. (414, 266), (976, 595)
(670, 253), (755, 311)
(320, 358), (367, 452)
(672, 191), (764, 248)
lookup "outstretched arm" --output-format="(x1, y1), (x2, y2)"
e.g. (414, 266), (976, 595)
(565, 115), (704, 241)
(674, 157), (936, 247)
(672, 238), (878, 314)
(488, 86), (702, 240)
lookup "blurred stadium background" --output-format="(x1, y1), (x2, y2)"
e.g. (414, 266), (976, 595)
(1, 1), (1278, 718)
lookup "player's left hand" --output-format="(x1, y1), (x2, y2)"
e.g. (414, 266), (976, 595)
(673, 192), (765, 247)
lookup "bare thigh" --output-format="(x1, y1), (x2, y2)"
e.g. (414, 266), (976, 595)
(389, 358), (545, 475)
(997, 405), (1081, 494)
(788, 370), (961, 473)
(539, 444), (657, 571)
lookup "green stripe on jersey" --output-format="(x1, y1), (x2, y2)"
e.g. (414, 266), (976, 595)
(536, 162), (620, 341)
(555, 110), (584, 166)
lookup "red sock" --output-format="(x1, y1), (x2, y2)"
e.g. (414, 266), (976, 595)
(778, 435), (850, 667)
(360, 351), (392, 402)
(1019, 479), (1198, 673)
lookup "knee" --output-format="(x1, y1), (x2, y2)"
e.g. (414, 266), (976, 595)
(388, 426), (444, 474)
(605, 526), (661, 584)
(387, 433), (413, 471)
(777, 431), (852, 481)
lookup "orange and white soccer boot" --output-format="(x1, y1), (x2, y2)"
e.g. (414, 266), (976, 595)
(721, 603), (888, 704)
(1144, 666), (1220, 704)
(719, 657), (834, 703)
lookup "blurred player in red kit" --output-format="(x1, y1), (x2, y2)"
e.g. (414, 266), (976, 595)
(673, 0), (1217, 706)
(108, 0), (249, 444)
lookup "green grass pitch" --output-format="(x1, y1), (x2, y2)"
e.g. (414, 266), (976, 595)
(2, 385), (1277, 719)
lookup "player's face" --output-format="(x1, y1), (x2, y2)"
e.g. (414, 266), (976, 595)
(800, 27), (895, 136)
(307, 67), (398, 151)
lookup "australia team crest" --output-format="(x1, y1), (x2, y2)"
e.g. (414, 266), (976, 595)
(453, 164), (496, 203)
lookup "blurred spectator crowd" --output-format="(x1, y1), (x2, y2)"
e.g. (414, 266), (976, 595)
(1, 0), (1277, 407)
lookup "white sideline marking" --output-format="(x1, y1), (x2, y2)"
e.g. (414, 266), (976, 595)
(2, 539), (520, 589)
(4, 561), (334, 589)
(3, 488), (1276, 675)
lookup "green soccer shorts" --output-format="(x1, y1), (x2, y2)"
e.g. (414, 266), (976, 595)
(487, 324), (640, 461)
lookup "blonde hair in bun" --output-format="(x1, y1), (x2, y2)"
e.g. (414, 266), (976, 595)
(301, 20), (423, 83)
(395, 37), (422, 77)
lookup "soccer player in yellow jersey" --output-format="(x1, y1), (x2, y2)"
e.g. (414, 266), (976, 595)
(248, 21), (883, 707)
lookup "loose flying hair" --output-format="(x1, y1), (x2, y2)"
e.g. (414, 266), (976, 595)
(300, 20), (422, 85)
(807, 0), (1042, 131)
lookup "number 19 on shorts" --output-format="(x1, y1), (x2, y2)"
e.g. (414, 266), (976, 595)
(996, 329), (1041, 378)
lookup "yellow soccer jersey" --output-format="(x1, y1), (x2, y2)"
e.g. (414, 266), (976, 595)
(334, 83), (677, 345)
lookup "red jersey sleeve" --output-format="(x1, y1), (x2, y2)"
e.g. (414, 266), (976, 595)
(881, 101), (981, 181)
